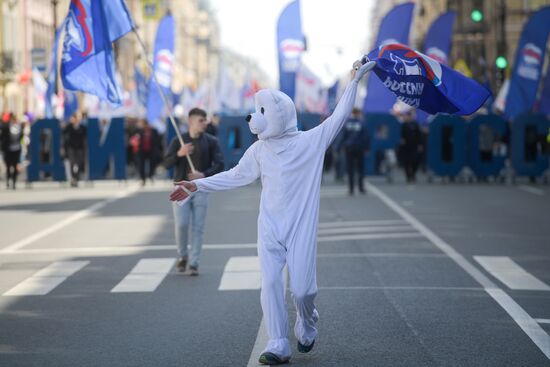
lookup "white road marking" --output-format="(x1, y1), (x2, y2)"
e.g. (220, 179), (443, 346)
(247, 267), (288, 367)
(318, 219), (406, 228)
(367, 182), (550, 360)
(317, 225), (413, 235)
(219, 256), (261, 290)
(0, 186), (139, 254)
(474, 256), (550, 291)
(3, 261), (89, 296)
(111, 258), (174, 293)
(319, 286), (484, 291)
(318, 232), (422, 242)
(518, 185), (545, 196)
(536, 319), (550, 324)
(317, 252), (445, 258)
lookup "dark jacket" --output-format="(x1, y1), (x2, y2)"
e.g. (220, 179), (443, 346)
(341, 118), (369, 151)
(164, 132), (224, 182)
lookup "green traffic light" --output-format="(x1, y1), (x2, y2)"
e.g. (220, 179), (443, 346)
(496, 56), (508, 69)
(471, 9), (483, 22)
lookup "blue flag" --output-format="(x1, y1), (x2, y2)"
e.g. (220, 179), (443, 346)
(327, 80), (339, 113)
(277, 0), (304, 100)
(368, 43), (491, 115)
(539, 62), (550, 115)
(417, 11), (456, 124)
(61, 0), (134, 106)
(63, 90), (79, 121)
(146, 14), (175, 133)
(134, 66), (148, 107)
(45, 23), (65, 119)
(505, 6), (550, 120)
(363, 3), (415, 113)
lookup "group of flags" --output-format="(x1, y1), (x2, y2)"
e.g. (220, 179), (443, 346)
(278, 0), (550, 120)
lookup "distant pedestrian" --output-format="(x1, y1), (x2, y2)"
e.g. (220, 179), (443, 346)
(136, 119), (161, 186)
(399, 109), (422, 183)
(205, 113), (220, 136)
(1, 113), (23, 189)
(63, 113), (87, 187)
(164, 108), (224, 275)
(340, 108), (369, 195)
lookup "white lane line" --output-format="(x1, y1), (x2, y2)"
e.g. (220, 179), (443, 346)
(3, 261), (89, 296)
(318, 233), (422, 242)
(317, 225), (413, 235)
(219, 256), (261, 290)
(111, 258), (174, 293)
(518, 185), (545, 196)
(537, 319), (550, 324)
(247, 267), (288, 367)
(367, 182), (550, 360)
(474, 256), (550, 291)
(0, 186), (139, 254)
(319, 286), (484, 291)
(317, 252), (446, 258)
(318, 219), (406, 228)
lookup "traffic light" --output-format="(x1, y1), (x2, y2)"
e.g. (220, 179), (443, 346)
(495, 56), (508, 69)
(471, 9), (483, 22)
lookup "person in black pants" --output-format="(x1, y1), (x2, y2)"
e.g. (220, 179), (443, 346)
(341, 108), (369, 195)
(136, 118), (162, 186)
(63, 113), (87, 187)
(399, 109), (422, 183)
(1, 113), (23, 189)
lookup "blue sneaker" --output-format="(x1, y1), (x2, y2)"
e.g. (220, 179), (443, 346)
(258, 352), (289, 365)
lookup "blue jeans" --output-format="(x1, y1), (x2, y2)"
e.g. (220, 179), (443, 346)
(172, 192), (208, 268)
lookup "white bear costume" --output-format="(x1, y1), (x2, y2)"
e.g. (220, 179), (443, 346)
(177, 60), (374, 359)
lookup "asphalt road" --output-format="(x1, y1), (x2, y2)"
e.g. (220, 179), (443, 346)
(0, 177), (549, 366)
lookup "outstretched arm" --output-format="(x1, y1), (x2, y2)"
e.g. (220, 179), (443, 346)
(308, 58), (375, 150)
(169, 142), (261, 202)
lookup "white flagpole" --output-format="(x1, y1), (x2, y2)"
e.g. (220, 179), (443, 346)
(132, 29), (196, 173)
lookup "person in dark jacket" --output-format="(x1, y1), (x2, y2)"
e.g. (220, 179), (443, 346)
(340, 108), (369, 195)
(136, 118), (162, 186)
(399, 109), (422, 183)
(164, 108), (224, 275)
(63, 113), (87, 187)
(1, 113), (23, 189)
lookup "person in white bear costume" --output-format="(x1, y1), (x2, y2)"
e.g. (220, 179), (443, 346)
(170, 57), (375, 365)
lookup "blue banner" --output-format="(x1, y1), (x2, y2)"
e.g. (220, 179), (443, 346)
(135, 66), (148, 107)
(61, 0), (134, 105)
(504, 6), (550, 120)
(146, 14), (175, 133)
(367, 43), (491, 115)
(45, 23), (65, 119)
(417, 11), (456, 124)
(363, 2), (415, 113)
(63, 90), (79, 121)
(277, 0), (304, 100)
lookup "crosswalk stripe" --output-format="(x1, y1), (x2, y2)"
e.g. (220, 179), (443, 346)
(3, 261), (89, 296)
(111, 258), (174, 293)
(474, 256), (550, 291)
(317, 225), (413, 235)
(318, 232), (423, 242)
(219, 256), (261, 291)
(318, 219), (406, 228)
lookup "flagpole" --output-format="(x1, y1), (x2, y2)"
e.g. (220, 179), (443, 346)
(132, 28), (196, 173)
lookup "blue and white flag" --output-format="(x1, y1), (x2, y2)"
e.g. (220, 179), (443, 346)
(45, 22), (65, 118)
(363, 3), (415, 113)
(417, 11), (456, 123)
(277, 0), (304, 100)
(63, 90), (79, 121)
(539, 62), (550, 115)
(368, 43), (491, 115)
(146, 14), (175, 133)
(61, 0), (134, 106)
(505, 6), (550, 119)
(134, 66), (148, 107)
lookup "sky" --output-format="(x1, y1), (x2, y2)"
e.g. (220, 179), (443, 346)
(210, 0), (375, 87)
